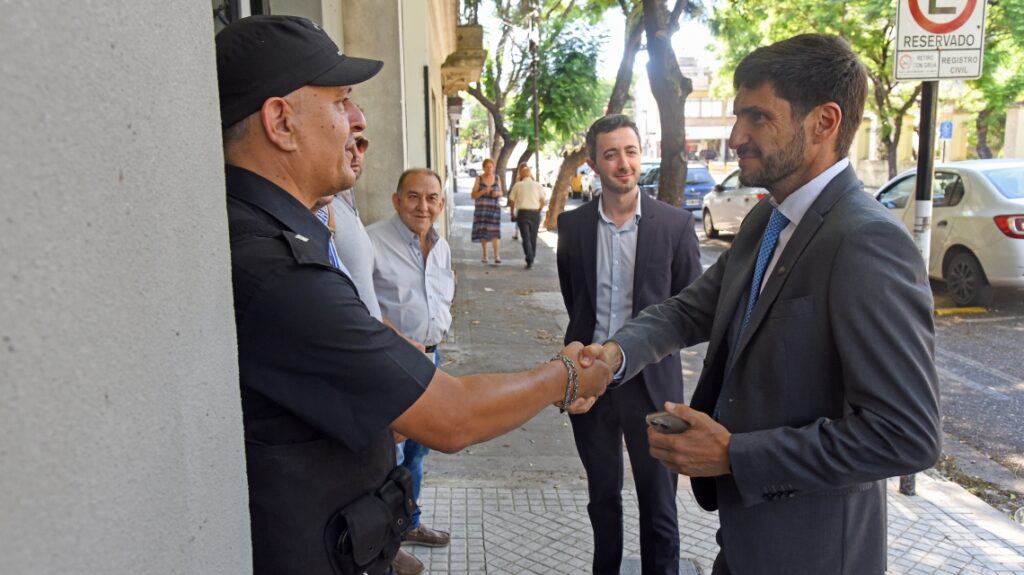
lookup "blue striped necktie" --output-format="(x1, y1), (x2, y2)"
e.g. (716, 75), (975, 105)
(741, 207), (790, 331)
(314, 205), (342, 270)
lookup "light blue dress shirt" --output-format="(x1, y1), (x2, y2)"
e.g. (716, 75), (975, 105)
(367, 215), (454, 347)
(592, 196), (642, 344)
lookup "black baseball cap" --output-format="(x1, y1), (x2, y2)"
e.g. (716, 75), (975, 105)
(216, 15), (383, 128)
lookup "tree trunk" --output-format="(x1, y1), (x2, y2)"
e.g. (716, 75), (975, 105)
(643, 0), (692, 208)
(884, 132), (898, 179)
(976, 109), (993, 159)
(515, 144), (535, 173)
(545, 147), (588, 231)
(488, 114), (501, 160)
(466, 83), (518, 191)
(544, 8), (643, 230)
(494, 137), (519, 194)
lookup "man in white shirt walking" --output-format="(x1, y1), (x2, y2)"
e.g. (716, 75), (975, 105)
(508, 164), (548, 269)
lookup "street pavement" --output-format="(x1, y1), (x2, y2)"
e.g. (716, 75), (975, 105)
(405, 182), (1024, 574)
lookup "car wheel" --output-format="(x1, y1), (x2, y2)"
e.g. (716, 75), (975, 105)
(703, 209), (719, 239)
(944, 251), (993, 307)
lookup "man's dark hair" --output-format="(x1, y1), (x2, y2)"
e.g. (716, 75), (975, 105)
(221, 114), (253, 150)
(734, 34), (867, 159)
(585, 114), (641, 163)
(396, 168), (443, 193)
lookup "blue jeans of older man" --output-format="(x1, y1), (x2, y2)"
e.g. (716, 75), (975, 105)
(395, 348), (440, 528)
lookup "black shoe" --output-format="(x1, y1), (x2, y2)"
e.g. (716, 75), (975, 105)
(525, 262), (533, 270)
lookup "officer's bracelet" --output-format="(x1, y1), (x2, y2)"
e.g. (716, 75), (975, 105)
(551, 353), (580, 413)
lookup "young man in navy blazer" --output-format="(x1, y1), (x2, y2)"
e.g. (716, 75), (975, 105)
(557, 114), (702, 575)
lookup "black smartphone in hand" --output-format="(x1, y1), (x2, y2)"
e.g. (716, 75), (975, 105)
(646, 411), (690, 434)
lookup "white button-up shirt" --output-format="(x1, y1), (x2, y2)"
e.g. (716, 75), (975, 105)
(759, 158), (850, 293)
(367, 214), (454, 347)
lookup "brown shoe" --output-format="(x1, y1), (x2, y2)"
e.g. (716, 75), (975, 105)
(402, 525), (451, 547)
(391, 548), (424, 575)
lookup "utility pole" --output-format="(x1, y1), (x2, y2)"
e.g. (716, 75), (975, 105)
(529, 7), (541, 179)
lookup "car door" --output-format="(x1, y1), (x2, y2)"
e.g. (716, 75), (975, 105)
(876, 174), (917, 228)
(718, 171), (749, 232)
(639, 167), (659, 198)
(876, 173), (954, 277)
(928, 171), (966, 273)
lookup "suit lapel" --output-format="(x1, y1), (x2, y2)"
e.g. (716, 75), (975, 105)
(705, 201), (768, 361)
(581, 200), (600, 312)
(631, 194), (654, 314)
(729, 165), (862, 362)
(689, 201), (767, 413)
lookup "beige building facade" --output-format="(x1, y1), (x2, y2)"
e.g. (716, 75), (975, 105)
(2, 1), (478, 572)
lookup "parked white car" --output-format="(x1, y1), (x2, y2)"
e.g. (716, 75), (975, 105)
(701, 169), (768, 238)
(875, 159), (1024, 306)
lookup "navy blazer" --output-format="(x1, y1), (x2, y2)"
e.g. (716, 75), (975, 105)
(556, 192), (702, 408)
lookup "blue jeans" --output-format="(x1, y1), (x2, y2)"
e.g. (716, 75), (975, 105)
(397, 348), (439, 527)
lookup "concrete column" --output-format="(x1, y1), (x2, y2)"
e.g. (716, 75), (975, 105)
(342, 0), (407, 226)
(1, 2), (251, 573)
(404, 1), (431, 170)
(272, 0), (343, 44)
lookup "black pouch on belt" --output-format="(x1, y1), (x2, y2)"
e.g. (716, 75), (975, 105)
(324, 465), (415, 575)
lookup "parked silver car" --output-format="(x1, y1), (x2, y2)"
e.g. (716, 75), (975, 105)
(875, 159), (1024, 306)
(701, 169), (767, 238)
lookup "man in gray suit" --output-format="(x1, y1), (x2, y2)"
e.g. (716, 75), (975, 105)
(581, 34), (941, 574)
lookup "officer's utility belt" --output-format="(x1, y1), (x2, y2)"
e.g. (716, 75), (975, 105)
(325, 466), (415, 575)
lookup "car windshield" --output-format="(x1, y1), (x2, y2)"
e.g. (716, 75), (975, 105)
(983, 168), (1024, 199)
(686, 167), (714, 185)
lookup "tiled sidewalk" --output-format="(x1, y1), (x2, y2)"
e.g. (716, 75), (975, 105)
(420, 187), (1024, 574)
(405, 474), (1024, 574)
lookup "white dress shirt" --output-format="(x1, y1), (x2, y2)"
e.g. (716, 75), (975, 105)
(614, 159), (850, 381)
(758, 158), (850, 293)
(367, 214), (454, 347)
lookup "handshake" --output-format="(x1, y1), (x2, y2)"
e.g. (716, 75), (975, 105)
(552, 341), (624, 415)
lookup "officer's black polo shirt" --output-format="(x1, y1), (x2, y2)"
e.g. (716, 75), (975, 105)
(226, 164), (435, 451)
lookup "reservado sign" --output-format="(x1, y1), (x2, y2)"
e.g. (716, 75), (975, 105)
(895, 0), (986, 81)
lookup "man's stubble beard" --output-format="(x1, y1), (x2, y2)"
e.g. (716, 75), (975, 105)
(738, 126), (806, 190)
(598, 172), (638, 198)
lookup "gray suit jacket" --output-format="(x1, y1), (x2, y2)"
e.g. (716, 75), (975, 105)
(612, 166), (941, 575)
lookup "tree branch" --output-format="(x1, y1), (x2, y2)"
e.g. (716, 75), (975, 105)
(467, 83), (511, 139)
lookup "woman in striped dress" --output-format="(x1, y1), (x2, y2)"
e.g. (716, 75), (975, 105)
(471, 158), (503, 263)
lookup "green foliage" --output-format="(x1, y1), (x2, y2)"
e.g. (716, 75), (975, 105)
(960, 0), (1024, 156)
(461, 104), (492, 158)
(711, 0), (1024, 159)
(506, 22), (606, 150)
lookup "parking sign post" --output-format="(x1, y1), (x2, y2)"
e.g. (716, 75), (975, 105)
(894, 0), (987, 496)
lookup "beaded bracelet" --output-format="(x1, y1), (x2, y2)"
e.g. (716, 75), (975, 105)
(551, 353), (580, 413)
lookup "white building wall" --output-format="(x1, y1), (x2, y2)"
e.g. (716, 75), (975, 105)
(0, 3), (251, 573)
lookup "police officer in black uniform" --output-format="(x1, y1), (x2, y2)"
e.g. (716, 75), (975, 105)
(216, 16), (612, 575)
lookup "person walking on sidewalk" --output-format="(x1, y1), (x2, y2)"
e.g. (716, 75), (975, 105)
(511, 163), (527, 241)
(217, 16), (613, 575)
(556, 114), (702, 575)
(584, 34), (941, 575)
(367, 169), (455, 563)
(470, 158), (502, 264)
(508, 164), (548, 270)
